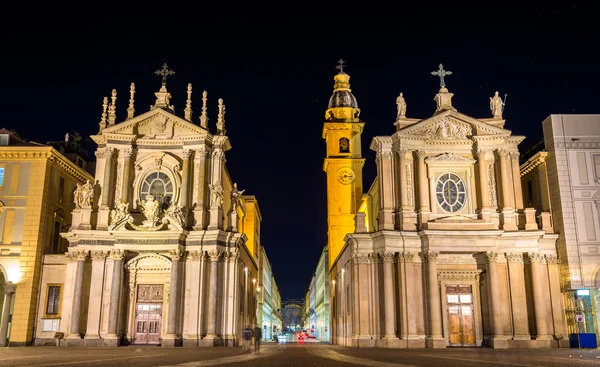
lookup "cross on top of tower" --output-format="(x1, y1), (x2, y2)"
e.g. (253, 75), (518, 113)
(155, 63), (175, 86)
(431, 63), (452, 88)
(335, 59), (346, 73)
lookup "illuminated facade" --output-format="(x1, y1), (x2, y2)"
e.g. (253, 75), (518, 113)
(302, 246), (330, 341)
(521, 114), (600, 347)
(325, 65), (567, 348)
(33, 73), (265, 347)
(257, 247), (282, 340)
(0, 130), (93, 346)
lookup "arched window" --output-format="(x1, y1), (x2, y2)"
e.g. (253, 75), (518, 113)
(339, 138), (350, 153)
(140, 172), (173, 206)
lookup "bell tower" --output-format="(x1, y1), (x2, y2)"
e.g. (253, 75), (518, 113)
(322, 60), (365, 267)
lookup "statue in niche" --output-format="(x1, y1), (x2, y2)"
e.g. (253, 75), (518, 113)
(489, 91), (504, 118)
(339, 137), (350, 153)
(74, 179), (94, 209)
(230, 183), (245, 211)
(396, 92), (407, 119)
(209, 183), (224, 208)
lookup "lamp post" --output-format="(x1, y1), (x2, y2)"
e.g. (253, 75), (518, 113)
(0, 282), (17, 347)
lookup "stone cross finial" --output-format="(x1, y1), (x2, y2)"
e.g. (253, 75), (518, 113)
(216, 98), (226, 135)
(431, 64), (452, 88)
(200, 90), (208, 129)
(155, 63), (175, 87)
(108, 89), (117, 125)
(99, 96), (109, 130)
(336, 59), (346, 73)
(127, 83), (135, 120)
(184, 83), (193, 121)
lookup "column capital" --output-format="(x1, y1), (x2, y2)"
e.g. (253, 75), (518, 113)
(91, 250), (108, 261)
(475, 149), (488, 159)
(509, 151), (520, 160)
(378, 251), (395, 262)
(168, 249), (184, 261)
(414, 150), (427, 159)
(208, 249), (222, 262)
(527, 252), (545, 263)
(399, 251), (416, 262)
(211, 148), (224, 160)
(423, 250), (439, 261)
(110, 249), (126, 261)
(545, 254), (559, 264)
(96, 146), (115, 159)
(505, 252), (524, 263)
(182, 149), (194, 159)
(122, 147), (133, 158)
(496, 148), (509, 158)
(67, 249), (89, 262)
(195, 146), (210, 159)
(224, 250), (240, 262)
(188, 250), (202, 260)
(485, 251), (499, 262)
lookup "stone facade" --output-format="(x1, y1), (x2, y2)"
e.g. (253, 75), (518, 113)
(0, 130), (93, 346)
(257, 247), (282, 340)
(302, 246), (330, 341)
(521, 114), (600, 347)
(323, 67), (566, 348)
(33, 77), (269, 347)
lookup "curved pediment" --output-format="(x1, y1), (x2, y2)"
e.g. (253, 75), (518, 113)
(398, 110), (511, 140)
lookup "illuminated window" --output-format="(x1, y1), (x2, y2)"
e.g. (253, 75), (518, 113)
(140, 172), (173, 205)
(436, 173), (466, 213)
(45, 284), (62, 317)
(0, 166), (4, 187)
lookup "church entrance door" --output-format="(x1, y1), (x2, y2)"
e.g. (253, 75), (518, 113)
(446, 285), (475, 346)
(134, 284), (164, 344)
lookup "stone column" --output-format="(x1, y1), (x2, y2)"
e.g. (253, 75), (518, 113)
(100, 148), (115, 208)
(510, 152), (524, 210)
(415, 150), (430, 226)
(398, 150), (409, 209)
(68, 250), (89, 339)
(166, 249), (183, 341)
(120, 148), (133, 205)
(179, 150), (192, 209)
(485, 252), (506, 347)
(0, 283), (16, 346)
(193, 146), (209, 230)
(107, 249), (125, 340)
(424, 251), (443, 348)
(205, 250), (222, 339)
(497, 149), (517, 230)
(374, 138), (395, 230)
(476, 149), (491, 208)
(381, 252), (396, 339)
(528, 252), (552, 340)
(85, 251), (108, 341)
(505, 253), (529, 340)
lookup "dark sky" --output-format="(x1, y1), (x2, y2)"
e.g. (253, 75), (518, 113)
(2, 4), (598, 300)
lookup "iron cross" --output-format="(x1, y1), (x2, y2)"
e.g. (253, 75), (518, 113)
(335, 59), (346, 73)
(431, 63), (452, 88)
(155, 63), (175, 86)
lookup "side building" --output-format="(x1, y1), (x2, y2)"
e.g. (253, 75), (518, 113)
(323, 65), (565, 349)
(257, 246), (282, 341)
(302, 246), (330, 341)
(0, 129), (93, 346)
(521, 114), (600, 347)
(33, 74), (270, 347)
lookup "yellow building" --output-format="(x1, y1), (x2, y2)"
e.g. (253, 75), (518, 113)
(0, 129), (93, 346)
(322, 61), (365, 267)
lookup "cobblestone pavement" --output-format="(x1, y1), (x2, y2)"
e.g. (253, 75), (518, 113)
(0, 343), (599, 366)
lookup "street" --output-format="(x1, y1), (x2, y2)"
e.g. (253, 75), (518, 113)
(0, 344), (599, 366)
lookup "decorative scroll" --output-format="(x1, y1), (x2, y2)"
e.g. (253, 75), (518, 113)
(406, 164), (413, 207)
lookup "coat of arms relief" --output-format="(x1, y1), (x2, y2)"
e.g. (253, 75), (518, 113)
(420, 119), (472, 140)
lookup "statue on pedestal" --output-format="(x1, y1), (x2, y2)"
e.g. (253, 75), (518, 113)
(74, 179), (94, 209)
(396, 92), (407, 119)
(109, 202), (132, 230)
(490, 91), (504, 118)
(230, 183), (245, 212)
(209, 183), (224, 208)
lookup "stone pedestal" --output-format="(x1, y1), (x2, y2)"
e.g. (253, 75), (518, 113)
(193, 209), (207, 230)
(418, 210), (431, 228)
(479, 208), (495, 224)
(524, 208), (537, 230)
(72, 209), (92, 230)
(208, 206), (223, 230)
(227, 210), (238, 232)
(354, 212), (367, 233)
(539, 212), (553, 233)
(97, 208), (111, 230)
(398, 210), (417, 231)
(161, 336), (182, 347)
(501, 209), (518, 231)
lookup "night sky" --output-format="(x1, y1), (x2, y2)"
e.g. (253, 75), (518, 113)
(2, 4), (598, 300)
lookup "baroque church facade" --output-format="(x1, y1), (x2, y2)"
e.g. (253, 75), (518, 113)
(324, 64), (567, 348)
(34, 68), (265, 347)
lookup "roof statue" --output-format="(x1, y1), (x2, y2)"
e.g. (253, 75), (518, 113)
(396, 92), (407, 120)
(127, 83), (135, 120)
(490, 91), (505, 119)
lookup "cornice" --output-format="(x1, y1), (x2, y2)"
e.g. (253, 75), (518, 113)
(520, 151), (548, 177)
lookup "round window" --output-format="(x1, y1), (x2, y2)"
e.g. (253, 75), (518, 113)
(435, 173), (466, 213)
(140, 172), (174, 206)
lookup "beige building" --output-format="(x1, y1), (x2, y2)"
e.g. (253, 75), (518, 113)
(0, 130), (93, 346)
(521, 114), (600, 346)
(324, 65), (566, 349)
(33, 70), (267, 347)
(257, 247), (282, 340)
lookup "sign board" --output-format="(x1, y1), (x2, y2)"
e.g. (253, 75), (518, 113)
(575, 314), (584, 323)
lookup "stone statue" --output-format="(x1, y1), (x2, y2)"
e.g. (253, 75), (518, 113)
(489, 91), (504, 118)
(74, 179), (94, 209)
(163, 204), (186, 228)
(109, 202), (132, 230)
(396, 93), (407, 119)
(230, 183), (245, 211)
(138, 194), (161, 225)
(209, 183), (224, 208)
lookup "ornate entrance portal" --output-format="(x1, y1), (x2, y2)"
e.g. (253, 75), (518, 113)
(446, 285), (475, 346)
(135, 285), (164, 344)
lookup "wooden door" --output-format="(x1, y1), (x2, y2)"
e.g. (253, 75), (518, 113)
(134, 284), (164, 344)
(446, 285), (475, 346)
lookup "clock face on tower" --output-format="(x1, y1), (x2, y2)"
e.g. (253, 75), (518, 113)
(337, 167), (356, 185)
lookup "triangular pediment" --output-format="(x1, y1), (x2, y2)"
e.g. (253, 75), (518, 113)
(101, 108), (208, 139)
(398, 110), (511, 139)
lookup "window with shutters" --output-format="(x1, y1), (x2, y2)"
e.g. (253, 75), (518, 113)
(45, 284), (62, 317)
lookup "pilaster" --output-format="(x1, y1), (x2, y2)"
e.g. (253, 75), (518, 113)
(193, 146), (210, 230)
(505, 253), (530, 340)
(415, 150), (431, 226)
(85, 251), (108, 343)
